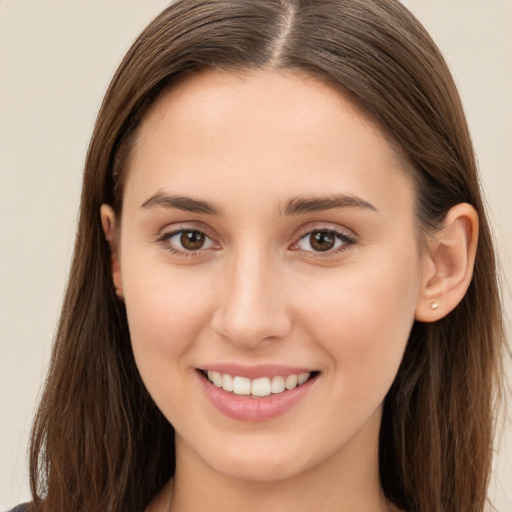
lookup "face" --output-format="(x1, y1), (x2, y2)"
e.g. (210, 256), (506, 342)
(112, 70), (426, 483)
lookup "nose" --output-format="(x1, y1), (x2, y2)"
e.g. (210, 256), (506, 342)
(211, 248), (293, 349)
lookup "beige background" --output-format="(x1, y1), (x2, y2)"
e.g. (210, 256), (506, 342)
(0, 0), (510, 509)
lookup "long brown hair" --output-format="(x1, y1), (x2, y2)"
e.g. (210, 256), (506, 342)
(29, 1), (506, 511)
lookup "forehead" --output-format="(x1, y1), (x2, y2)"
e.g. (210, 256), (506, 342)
(124, 69), (414, 216)
(137, 69), (391, 154)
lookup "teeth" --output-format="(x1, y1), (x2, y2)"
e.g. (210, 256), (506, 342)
(232, 376), (251, 395)
(285, 374), (298, 390)
(205, 371), (312, 396)
(208, 370), (223, 388)
(251, 377), (271, 397)
(222, 373), (233, 392)
(270, 376), (285, 393)
(297, 372), (309, 385)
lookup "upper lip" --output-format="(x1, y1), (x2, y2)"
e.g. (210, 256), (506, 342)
(197, 363), (317, 379)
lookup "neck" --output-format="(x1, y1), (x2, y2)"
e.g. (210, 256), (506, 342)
(150, 410), (395, 512)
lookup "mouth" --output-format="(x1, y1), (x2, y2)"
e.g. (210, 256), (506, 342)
(198, 369), (320, 398)
(197, 366), (320, 421)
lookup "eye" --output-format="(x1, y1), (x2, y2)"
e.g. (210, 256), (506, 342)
(158, 229), (216, 255)
(295, 229), (354, 254)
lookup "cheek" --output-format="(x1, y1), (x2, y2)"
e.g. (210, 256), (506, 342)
(121, 257), (216, 395)
(298, 251), (421, 401)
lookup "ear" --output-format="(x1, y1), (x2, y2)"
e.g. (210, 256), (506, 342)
(415, 203), (478, 322)
(100, 204), (123, 298)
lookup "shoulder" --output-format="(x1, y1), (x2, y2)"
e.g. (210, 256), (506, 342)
(4, 505), (30, 512)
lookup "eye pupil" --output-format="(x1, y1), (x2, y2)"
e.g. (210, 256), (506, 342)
(310, 231), (335, 251)
(180, 231), (205, 250)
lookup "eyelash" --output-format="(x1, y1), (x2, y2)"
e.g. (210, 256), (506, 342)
(157, 227), (217, 257)
(156, 226), (355, 258)
(292, 227), (355, 256)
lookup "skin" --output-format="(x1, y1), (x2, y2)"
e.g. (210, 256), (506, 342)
(101, 69), (478, 512)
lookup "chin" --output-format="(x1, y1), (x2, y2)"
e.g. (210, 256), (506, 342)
(186, 430), (325, 484)
(208, 451), (310, 483)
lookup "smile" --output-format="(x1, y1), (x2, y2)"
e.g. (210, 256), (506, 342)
(198, 368), (320, 421)
(205, 370), (312, 397)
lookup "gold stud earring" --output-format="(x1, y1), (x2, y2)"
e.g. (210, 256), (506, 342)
(430, 301), (439, 310)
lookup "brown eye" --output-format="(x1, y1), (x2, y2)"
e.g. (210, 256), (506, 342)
(159, 228), (216, 256)
(309, 231), (336, 252)
(180, 230), (206, 250)
(295, 228), (354, 254)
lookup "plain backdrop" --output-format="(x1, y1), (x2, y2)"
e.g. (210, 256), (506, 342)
(1, 0), (511, 509)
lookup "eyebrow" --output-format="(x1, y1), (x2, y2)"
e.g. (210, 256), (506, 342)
(140, 191), (377, 217)
(281, 194), (377, 215)
(140, 192), (223, 216)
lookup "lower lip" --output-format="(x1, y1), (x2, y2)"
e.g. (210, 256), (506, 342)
(198, 371), (317, 422)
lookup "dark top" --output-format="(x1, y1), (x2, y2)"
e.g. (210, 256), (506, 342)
(5, 505), (29, 512)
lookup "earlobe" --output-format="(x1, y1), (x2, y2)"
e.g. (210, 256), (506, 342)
(415, 203), (478, 322)
(100, 204), (123, 298)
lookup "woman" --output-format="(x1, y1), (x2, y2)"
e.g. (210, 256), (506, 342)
(10, 0), (506, 511)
